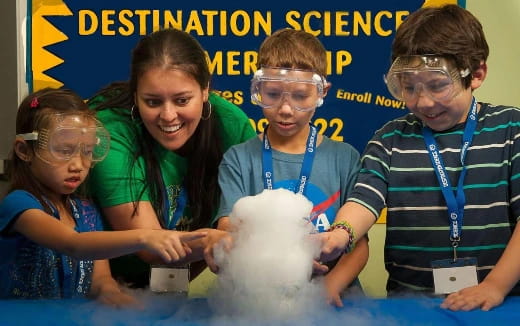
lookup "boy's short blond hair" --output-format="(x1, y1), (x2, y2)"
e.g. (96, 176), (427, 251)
(257, 28), (327, 76)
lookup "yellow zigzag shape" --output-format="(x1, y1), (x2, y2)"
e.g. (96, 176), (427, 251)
(422, 0), (458, 8)
(32, 0), (72, 91)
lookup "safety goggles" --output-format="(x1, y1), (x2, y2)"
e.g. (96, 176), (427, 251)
(250, 67), (327, 112)
(17, 113), (110, 165)
(384, 55), (470, 103)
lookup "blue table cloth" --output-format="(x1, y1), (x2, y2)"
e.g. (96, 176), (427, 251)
(0, 295), (518, 325)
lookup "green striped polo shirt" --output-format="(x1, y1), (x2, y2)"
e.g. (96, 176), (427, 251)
(349, 102), (520, 294)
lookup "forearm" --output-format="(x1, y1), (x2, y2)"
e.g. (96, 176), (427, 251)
(334, 201), (378, 244)
(325, 236), (369, 292)
(480, 224), (520, 296)
(64, 229), (153, 260)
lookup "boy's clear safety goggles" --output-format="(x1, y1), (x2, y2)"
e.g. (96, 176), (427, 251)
(250, 67), (327, 112)
(384, 55), (470, 103)
(16, 113), (110, 165)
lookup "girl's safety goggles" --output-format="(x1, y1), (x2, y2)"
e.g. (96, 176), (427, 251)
(384, 55), (470, 103)
(17, 113), (110, 166)
(250, 67), (327, 112)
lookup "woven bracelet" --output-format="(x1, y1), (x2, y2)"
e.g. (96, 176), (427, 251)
(328, 221), (356, 253)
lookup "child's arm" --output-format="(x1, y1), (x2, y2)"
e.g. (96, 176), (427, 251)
(323, 235), (369, 307)
(101, 201), (208, 265)
(89, 259), (140, 307)
(319, 201), (377, 263)
(441, 223), (520, 311)
(12, 208), (206, 262)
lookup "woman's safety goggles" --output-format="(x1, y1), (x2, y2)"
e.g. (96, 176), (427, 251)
(16, 113), (110, 165)
(250, 67), (327, 112)
(384, 55), (470, 103)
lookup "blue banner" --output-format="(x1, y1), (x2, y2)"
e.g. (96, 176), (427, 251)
(29, 0), (460, 153)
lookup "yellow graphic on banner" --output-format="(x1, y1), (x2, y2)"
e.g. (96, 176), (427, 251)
(32, 0), (72, 90)
(422, 0), (457, 7)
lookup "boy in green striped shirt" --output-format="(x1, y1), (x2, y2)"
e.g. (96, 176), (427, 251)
(320, 4), (520, 311)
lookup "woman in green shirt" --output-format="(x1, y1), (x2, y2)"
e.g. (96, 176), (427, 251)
(87, 28), (256, 287)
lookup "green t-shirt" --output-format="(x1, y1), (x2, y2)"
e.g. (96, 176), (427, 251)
(88, 92), (256, 224)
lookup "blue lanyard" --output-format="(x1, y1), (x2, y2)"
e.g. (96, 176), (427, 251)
(422, 97), (478, 245)
(262, 124), (317, 195)
(163, 185), (187, 230)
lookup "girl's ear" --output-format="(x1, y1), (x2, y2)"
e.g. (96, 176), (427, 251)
(14, 139), (33, 162)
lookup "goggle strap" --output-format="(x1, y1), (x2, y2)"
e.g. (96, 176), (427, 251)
(460, 68), (470, 78)
(16, 132), (39, 141)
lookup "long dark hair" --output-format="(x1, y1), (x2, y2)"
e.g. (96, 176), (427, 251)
(88, 28), (222, 230)
(6, 87), (93, 213)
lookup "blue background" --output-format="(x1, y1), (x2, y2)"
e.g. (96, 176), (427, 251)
(37, 0), (447, 153)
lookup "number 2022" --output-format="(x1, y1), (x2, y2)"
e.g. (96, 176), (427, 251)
(249, 118), (344, 142)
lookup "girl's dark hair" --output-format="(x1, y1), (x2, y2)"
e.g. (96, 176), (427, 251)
(391, 4), (489, 88)
(7, 87), (92, 213)
(88, 28), (222, 230)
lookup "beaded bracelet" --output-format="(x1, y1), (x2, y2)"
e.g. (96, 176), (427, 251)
(328, 221), (356, 253)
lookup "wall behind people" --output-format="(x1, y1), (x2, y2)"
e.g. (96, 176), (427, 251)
(0, 1), (27, 196)
(466, 0), (520, 108)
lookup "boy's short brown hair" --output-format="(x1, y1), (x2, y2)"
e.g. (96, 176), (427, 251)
(391, 4), (489, 88)
(257, 28), (327, 76)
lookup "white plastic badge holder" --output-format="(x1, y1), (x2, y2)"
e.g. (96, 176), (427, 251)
(150, 266), (189, 293)
(431, 257), (478, 294)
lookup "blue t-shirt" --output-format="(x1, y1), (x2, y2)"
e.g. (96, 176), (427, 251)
(0, 190), (103, 299)
(216, 135), (361, 232)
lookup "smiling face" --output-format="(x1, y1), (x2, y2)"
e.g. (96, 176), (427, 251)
(386, 55), (476, 132)
(404, 77), (474, 132)
(135, 67), (209, 151)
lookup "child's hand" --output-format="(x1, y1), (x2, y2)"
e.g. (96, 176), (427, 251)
(203, 229), (234, 273)
(441, 281), (505, 311)
(325, 291), (343, 308)
(323, 271), (344, 308)
(143, 230), (207, 263)
(91, 274), (143, 309)
(314, 229), (349, 263)
(312, 260), (329, 275)
(96, 287), (142, 309)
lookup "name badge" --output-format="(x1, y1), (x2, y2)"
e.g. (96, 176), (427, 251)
(150, 265), (190, 293)
(431, 257), (478, 294)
